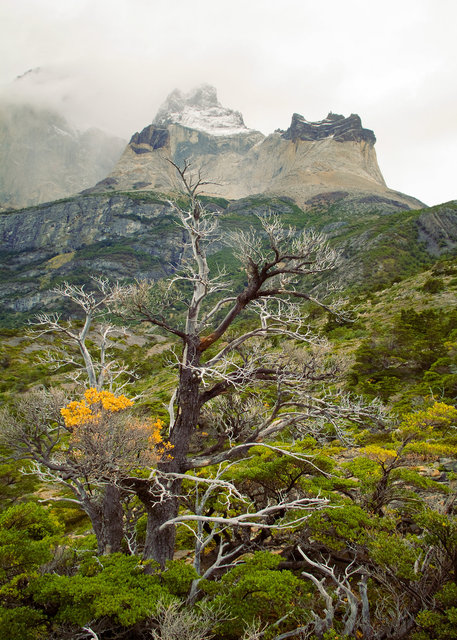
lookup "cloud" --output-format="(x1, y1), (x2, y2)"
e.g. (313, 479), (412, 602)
(1, 0), (456, 205)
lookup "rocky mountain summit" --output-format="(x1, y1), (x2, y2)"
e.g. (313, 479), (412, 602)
(153, 84), (256, 136)
(94, 85), (421, 209)
(281, 112), (376, 144)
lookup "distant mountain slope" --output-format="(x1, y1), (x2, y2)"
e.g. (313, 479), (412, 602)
(0, 101), (126, 209)
(0, 83), (448, 326)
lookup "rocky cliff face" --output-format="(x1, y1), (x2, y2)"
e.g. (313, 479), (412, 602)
(0, 101), (126, 209)
(94, 85), (421, 210)
(1, 186), (455, 322)
(0, 193), (185, 317)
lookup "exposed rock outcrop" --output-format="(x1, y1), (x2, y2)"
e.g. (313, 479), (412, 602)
(129, 126), (170, 154)
(282, 112), (376, 144)
(416, 203), (457, 256)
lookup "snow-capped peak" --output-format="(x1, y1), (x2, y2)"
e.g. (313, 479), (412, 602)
(153, 84), (255, 137)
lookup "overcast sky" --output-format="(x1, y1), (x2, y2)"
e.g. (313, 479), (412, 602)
(1, 0), (456, 206)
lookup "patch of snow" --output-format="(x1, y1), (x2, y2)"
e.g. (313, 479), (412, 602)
(154, 85), (256, 137)
(51, 124), (74, 138)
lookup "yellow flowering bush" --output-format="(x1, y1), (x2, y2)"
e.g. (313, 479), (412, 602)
(361, 445), (398, 464)
(60, 389), (172, 474)
(149, 418), (174, 459)
(399, 402), (457, 439)
(61, 388), (134, 428)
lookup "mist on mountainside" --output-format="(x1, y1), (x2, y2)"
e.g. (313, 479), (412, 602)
(0, 69), (127, 209)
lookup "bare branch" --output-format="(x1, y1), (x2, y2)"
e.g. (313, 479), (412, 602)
(160, 495), (330, 531)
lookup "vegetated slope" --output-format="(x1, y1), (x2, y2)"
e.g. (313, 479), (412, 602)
(294, 194), (455, 285)
(2, 221), (457, 640)
(0, 190), (456, 326)
(339, 255), (457, 411)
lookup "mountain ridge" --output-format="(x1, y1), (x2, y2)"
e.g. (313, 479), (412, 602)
(0, 189), (455, 322)
(96, 85), (421, 209)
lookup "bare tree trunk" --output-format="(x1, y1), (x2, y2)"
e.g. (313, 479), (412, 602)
(143, 493), (179, 568)
(82, 484), (125, 554)
(358, 574), (373, 640)
(100, 484), (124, 553)
(142, 343), (202, 567)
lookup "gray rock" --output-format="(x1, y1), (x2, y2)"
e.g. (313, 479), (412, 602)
(439, 458), (457, 473)
(282, 112), (376, 144)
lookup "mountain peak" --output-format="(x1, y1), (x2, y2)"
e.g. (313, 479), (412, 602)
(104, 86), (422, 210)
(153, 84), (255, 136)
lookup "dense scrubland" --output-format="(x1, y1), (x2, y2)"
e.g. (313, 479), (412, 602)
(1, 182), (457, 639)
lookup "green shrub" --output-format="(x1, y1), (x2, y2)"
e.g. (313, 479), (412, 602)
(204, 551), (310, 639)
(27, 554), (174, 628)
(0, 606), (47, 640)
(0, 503), (62, 583)
(422, 277), (445, 294)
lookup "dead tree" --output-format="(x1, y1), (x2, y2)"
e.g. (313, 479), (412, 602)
(29, 276), (135, 392)
(115, 160), (385, 567)
(297, 547), (371, 638)
(154, 458), (331, 606)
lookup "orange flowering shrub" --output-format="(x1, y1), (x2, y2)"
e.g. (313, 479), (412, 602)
(147, 418), (173, 459)
(61, 388), (134, 428)
(60, 389), (172, 475)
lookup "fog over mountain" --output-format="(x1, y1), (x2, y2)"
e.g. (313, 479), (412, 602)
(0, 82), (425, 211)
(0, 96), (126, 209)
(98, 84), (422, 209)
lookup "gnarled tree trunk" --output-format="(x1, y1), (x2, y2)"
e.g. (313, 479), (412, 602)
(82, 483), (125, 554)
(141, 346), (202, 567)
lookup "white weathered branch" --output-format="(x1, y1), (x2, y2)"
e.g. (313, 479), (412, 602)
(298, 547), (365, 637)
(159, 495), (329, 531)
